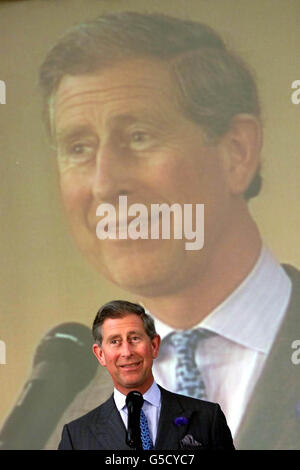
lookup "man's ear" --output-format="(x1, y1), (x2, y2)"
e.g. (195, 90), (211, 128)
(218, 114), (263, 196)
(93, 343), (106, 367)
(151, 334), (161, 360)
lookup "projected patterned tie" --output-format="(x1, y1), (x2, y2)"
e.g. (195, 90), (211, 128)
(170, 329), (208, 400)
(140, 409), (154, 450)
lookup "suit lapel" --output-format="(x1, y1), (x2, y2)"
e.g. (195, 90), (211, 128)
(155, 387), (192, 450)
(92, 395), (132, 450)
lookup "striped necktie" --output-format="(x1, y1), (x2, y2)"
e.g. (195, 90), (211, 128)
(140, 409), (154, 450)
(169, 329), (209, 400)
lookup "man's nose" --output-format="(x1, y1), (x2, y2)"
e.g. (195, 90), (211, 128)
(92, 140), (131, 202)
(120, 341), (134, 358)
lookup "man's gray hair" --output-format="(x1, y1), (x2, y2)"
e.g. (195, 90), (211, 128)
(92, 300), (157, 346)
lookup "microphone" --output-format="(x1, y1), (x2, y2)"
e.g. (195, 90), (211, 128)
(0, 322), (98, 450)
(125, 390), (144, 449)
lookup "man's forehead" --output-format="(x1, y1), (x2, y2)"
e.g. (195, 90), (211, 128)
(51, 59), (180, 138)
(102, 313), (145, 332)
(54, 58), (173, 106)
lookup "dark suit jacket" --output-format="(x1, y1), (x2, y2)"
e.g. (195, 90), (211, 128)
(58, 386), (235, 450)
(236, 265), (300, 449)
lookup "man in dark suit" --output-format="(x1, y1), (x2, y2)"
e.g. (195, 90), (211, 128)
(58, 300), (234, 450)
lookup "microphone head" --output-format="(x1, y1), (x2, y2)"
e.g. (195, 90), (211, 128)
(126, 390), (144, 410)
(33, 322), (98, 392)
(0, 323), (98, 450)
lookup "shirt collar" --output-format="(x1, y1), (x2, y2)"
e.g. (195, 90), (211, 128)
(113, 381), (161, 412)
(152, 246), (291, 354)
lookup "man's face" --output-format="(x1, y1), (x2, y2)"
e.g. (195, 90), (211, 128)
(93, 313), (160, 395)
(53, 58), (231, 296)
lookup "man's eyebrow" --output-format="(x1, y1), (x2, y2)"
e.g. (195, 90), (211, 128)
(53, 112), (163, 149)
(106, 333), (122, 342)
(106, 330), (144, 341)
(109, 113), (151, 125)
(55, 125), (95, 144)
(109, 112), (162, 129)
(56, 112), (158, 138)
(127, 330), (144, 336)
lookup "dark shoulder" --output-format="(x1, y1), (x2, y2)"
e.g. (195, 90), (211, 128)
(65, 394), (113, 430)
(279, 264), (300, 334)
(282, 264), (300, 287)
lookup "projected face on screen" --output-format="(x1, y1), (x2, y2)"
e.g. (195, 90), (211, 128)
(52, 58), (237, 297)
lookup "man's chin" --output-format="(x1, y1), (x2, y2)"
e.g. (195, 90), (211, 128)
(85, 239), (189, 296)
(99, 262), (182, 298)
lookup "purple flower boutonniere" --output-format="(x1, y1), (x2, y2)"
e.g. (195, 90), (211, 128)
(174, 416), (188, 427)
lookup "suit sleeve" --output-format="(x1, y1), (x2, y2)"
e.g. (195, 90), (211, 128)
(211, 404), (235, 450)
(57, 424), (74, 450)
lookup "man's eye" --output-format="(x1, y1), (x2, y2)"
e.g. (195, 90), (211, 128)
(131, 336), (140, 342)
(131, 131), (148, 142)
(56, 140), (97, 164)
(69, 142), (95, 156)
(71, 143), (85, 154)
(129, 131), (154, 150)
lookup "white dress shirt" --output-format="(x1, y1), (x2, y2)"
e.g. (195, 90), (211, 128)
(113, 381), (161, 445)
(152, 246), (292, 440)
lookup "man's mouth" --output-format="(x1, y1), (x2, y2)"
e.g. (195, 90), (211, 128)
(119, 361), (142, 370)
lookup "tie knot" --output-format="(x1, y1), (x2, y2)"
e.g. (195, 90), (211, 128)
(169, 329), (206, 351)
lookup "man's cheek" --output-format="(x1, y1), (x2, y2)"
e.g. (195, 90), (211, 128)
(150, 157), (191, 195)
(60, 177), (88, 214)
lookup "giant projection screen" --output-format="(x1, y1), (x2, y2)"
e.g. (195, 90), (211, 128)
(0, 0), (299, 450)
